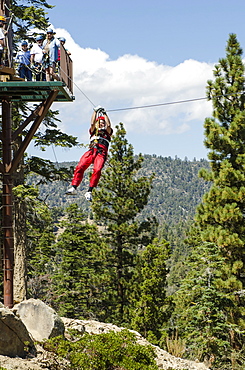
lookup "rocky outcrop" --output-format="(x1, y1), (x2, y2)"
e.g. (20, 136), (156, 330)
(61, 317), (210, 370)
(0, 303), (35, 358)
(0, 354), (43, 370)
(0, 300), (210, 370)
(13, 298), (65, 341)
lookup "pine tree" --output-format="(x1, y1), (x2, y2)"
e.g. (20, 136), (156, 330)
(12, 0), (53, 40)
(130, 238), (172, 345)
(92, 123), (155, 323)
(51, 204), (109, 319)
(174, 34), (245, 369)
(174, 243), (234, 368)
(22, 185), (56, 302)
(197, 33), (245, 263)
(198, 33), (245, 355)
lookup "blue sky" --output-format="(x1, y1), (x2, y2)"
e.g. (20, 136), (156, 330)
(28, 0), (245, 162)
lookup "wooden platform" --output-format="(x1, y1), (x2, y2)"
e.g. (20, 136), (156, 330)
(0, 81), (75, 102)
(0, 65), (74, 101)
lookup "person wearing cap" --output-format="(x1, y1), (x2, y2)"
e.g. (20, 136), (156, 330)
(57, 36), (71, 63)
(0, 15), (7, 65)
(42, 28), (60, 81)
(15, 41), (32, 81)
(66, 107), (113, 201)
(30, 35), (45, 81)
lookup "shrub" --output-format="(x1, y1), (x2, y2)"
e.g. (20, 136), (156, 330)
(43, 329), (158, 370)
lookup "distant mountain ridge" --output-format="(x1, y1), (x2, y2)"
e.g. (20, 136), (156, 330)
(27, 155), (211, 226)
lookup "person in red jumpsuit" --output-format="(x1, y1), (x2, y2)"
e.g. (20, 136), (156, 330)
(66, 106), (113, 201)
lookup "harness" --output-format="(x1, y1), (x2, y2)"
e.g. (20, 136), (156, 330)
(90, 135), (110, 149)
(89, 111), (112, 157)
(89, 125), (111, 158)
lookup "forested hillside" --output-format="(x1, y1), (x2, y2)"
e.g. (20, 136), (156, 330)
(26, 154), (212, 308)
(27, 154), (211, 226)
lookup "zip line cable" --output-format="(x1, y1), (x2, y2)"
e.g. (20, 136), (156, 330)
(60, 65), (245, 114)
(73, 79), (96, 107)
(51, 143), (70, 185)
(71, 75), (96, 107)
(59, 65), (210, 112)
(106, 92), (245, 112)
(48, 65), (245, 168)
(58, 65), (96, 106)
(107, 96), (208, 112)
(51, 144), (59, 167)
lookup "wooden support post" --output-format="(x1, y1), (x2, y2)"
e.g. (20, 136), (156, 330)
(9, 89), (59, 174)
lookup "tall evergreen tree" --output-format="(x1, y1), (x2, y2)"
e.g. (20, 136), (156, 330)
(92, 123), (156, 323)
(16, 185), (56, 302)
(197, 34), (245, 263)
(174, 34), (245, 369)
(51, 204), (109, 319)
(174, 243), (235, 368)
(130, 238), (172, 346)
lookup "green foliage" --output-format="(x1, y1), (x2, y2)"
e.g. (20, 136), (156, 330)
(26, 156), (73, 182)
(130, 238), (173, 345)
(43, 330), (158, 370)
(12, 184), (56, 300)
(174, 34), (245, 369)
(28, 156), (211, 227)
(197, 34), (245, 312)
(139, 155), (210, 226)
(12, 0), (53, 43)
(50, 204), (109, 319)
(26, 156), (210, 325)
(34, 128), (80, 150)
(174, 243), (234, 367)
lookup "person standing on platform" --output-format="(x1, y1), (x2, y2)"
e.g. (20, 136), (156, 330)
(16, 41), (32, 81)
(30, 35), (46, 81)
(42, 28), (60, 81)
(57, 36), (71, 64)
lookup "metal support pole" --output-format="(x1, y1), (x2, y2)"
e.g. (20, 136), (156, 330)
(2, 98), (13, 308)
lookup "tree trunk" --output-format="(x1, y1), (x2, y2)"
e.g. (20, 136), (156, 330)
(13, 142), (27, 303)
(116, 234), (124, 320)
(13, 196), (27, 303)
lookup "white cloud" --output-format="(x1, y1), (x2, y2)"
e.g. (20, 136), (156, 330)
(48, 28), (215, 153)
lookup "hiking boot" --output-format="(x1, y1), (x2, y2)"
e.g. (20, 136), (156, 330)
(66, 186), (77, 195)
(85, 191), (92, 201)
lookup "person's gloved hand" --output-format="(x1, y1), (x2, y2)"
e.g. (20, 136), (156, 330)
(93, 105), (104, 112)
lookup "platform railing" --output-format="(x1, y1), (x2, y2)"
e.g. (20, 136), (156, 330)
(59, 43), (73, 95)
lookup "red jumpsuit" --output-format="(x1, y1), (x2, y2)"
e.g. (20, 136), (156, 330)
(72, 127), (113, 188)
